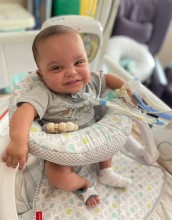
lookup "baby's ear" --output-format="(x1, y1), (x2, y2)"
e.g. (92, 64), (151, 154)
(36, 70), (43, 79)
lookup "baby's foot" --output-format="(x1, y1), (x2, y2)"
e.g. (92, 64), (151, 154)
(98, 167), (132, 188)
(86, 195), (101, 208)
(77, 186), (101, 208)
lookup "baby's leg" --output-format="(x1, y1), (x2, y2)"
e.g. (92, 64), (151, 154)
(98, 158), (132, 188)
(45, 161), (100, 207)
(45, 161), (88, 191)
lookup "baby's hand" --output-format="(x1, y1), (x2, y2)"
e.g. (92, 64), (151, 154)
(116, 85), (137, 107)
(126, 88), (138, 106)
(2, 141), (28, 170)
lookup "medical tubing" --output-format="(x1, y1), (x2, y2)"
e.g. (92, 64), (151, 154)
(128, 80), (171, 111)
(82, 93), (156, 124)
(133, 93), (172, 120)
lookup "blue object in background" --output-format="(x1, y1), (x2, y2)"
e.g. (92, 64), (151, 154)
(3, 73), (27, 94)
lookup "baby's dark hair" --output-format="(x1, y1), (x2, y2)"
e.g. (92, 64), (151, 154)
(32, 25), (78, 67)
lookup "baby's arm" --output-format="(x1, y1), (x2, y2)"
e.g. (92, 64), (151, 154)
(105, 74), (136, 105)
(104, 73), (125, 89)
(2, 103), (37, 170)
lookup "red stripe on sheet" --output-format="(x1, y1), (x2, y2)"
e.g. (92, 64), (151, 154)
(0, 109), (8, 120)
(36, 211), (42, 220)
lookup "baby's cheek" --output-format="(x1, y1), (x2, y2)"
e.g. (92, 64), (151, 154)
(86, 73), (91, 83)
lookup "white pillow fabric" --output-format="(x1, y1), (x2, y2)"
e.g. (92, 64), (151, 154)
(105, 36), (155, 82)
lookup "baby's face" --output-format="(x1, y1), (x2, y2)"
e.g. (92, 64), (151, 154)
(37, 32), (91, 94)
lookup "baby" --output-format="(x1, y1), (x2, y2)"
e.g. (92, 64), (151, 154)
(2, 25), (132, 208)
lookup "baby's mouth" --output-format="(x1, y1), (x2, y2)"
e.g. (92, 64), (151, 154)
(65, 79), (80, 85)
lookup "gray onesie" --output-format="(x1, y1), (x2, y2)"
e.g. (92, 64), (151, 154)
(17, 72), (106, 128)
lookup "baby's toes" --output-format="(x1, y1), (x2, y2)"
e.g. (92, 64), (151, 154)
(86, 195), (101, 208)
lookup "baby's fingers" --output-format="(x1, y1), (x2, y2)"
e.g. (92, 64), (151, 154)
(18, 157), (27, 171)
(2, 151), (8, 162)
(11, 158), (20, 169)
(4, 155), (13, 167)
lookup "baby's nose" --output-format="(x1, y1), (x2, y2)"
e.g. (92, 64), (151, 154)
(65, 66), (77, 76)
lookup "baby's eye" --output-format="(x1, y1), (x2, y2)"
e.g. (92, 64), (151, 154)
(75, 60), (85, 66)
(50, 66), (62, 72)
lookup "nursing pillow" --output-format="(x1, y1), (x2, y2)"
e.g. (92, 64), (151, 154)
(105, 36), (155, 82)
(9, 72), (132, 166)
